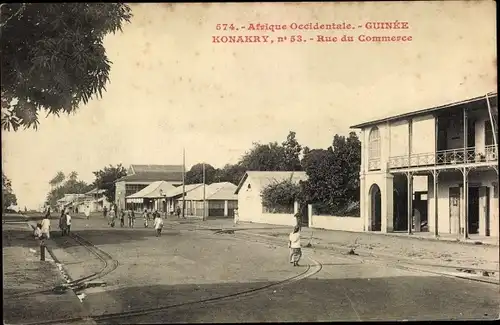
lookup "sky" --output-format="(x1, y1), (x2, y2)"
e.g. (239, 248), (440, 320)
(2, 2), (496, 209)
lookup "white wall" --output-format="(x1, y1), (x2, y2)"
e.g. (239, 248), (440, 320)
(427, 170), (498, 236)
(257, 213), (297, 226)
(310, 215), (364, 232)
(389, 120), (409, 157)
(237, 176), (264, 223)
(411, 115), (435, 154)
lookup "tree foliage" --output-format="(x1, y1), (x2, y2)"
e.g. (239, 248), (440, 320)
(2, 172), (18, 210)
(239, 131), (303, 172)
(92, 164), (127, 202)
(185, 163), (218, 185)
(301, 132), (361, 216)
(261, 179), (301, 214)
(49, 171), (65, 188)
(46, 171), (92, 208)
(1, 3), (132, 131)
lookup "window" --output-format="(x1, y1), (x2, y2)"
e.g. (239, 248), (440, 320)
(125, 184), (148, 197)
(368, 127), (381, 160)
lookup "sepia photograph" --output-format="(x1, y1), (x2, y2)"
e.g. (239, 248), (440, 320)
(2, 1), (498, 323)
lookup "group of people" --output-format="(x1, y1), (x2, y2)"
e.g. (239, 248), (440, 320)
(104, 206), (164, 236)
(34, 208), (52, 240)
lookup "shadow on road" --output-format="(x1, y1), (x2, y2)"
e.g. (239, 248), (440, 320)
(84, 276), (499, 323)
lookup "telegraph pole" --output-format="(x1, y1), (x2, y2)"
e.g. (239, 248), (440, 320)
(182, 148), (186, 219)
(202, 162), (206, 221)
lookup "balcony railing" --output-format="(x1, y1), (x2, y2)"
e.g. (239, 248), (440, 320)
(388, 145), (498, 169)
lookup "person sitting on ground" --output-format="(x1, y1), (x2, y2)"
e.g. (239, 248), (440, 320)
(288, 225), (302, 267)
(153, 214), (164, 237)
(34, 223), (42, 239)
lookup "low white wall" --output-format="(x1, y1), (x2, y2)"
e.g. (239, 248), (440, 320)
(251, 213), (296, 226)
(310, 215), (364, 232)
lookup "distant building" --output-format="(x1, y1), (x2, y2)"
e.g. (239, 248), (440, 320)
(178, 182), (238, 218)
(351, 92), (498, 238)
(114, 164), (183, 209)
(82, 188), (111, 212)
(235, 171), (308, 226)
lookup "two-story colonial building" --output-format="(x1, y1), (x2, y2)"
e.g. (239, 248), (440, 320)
(114, 164), (183, 209)
(352, 92), (498, 239)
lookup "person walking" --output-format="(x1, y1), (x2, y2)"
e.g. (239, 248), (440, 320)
(103, 206), (108, 219)
(120, 209), (125, 227)
(40, 214), (51, 240)
(233, 208), (239, 226)
(288, 226), (302, 267)
(153, 214), (164, 237)
(65, 212), (72, 235)
(130, 209), (135, 228)
(143, 209), (149, 228)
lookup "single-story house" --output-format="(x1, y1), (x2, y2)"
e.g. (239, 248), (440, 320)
(125, 181), (178, 212)
(177, 182), (238, 218)
(235, 171), (308, 226)
(82, 188), (112, 213)
(114, 164), (183, 209)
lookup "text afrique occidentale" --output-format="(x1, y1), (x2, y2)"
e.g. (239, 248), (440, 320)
(240, 21), (410, 32)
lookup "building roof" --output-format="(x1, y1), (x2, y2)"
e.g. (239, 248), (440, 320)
(166, 183), (203, 198)
(126, 181), (178, 199)
(350, 92), (497, 129)
(235, 171), (308, 194)
(180, 182), (237, 201)
(129, 164), (183, 174)
(115, 172), (184, 183)
(85, 188), (106, 195)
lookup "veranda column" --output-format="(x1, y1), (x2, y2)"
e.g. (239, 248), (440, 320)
(407, 172), (413, 234)
(381, 174), (394, 233)
(433, 170), (439, 237)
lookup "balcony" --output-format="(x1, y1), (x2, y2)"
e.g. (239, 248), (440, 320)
(388, 145), (498, 170)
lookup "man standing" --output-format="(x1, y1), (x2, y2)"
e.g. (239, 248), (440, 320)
(84, 205), (90, 220)
(65, 212), (72, 235)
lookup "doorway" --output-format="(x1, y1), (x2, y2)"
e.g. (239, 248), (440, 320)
(485, 187), (491, 236)
(369, 184), (382, 231)
(468, 187), (480, 234)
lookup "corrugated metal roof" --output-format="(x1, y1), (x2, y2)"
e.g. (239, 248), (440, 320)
(165, 183), (203, 198)
(181, 182), (237, 201)
(126, 181), (178, 199)
(350, 92), (497, 129)
(130, 165), (183, 174)
(235, 171), (308, 194)
(115, 172), (184, 183)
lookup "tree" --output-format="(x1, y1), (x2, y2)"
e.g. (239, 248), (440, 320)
(68, 171), (78, 181)
(281, 131), (302, 171)
(46, 176), (92, 208)
(300, 132), (361, 216)
(239, 131), (304, 172)
(261, 179), (301, 214)
(92, 164), (127, 203)
(1, 3), (132, 131)
(49, 171), (65, 188)
(216, 164), (246, 185)
(185, 163), (218, 185)
(2, 172), (18, 210)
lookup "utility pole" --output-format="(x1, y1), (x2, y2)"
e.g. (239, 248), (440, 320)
(182, 148), (186, 219)
(202, 162), (206, 221)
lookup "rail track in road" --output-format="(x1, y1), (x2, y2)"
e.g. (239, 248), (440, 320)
(20, 227), (324, 325)
(212, 228), (499, 286)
